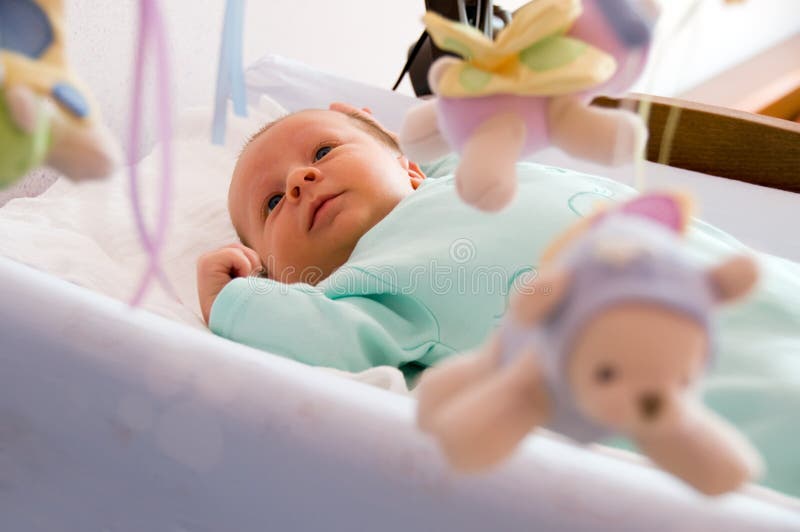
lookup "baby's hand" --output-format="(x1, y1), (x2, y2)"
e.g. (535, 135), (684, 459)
(197, 243), (261, 325)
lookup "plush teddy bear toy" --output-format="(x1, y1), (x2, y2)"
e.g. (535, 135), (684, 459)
(0, 0), (119, 188)
(416, 192), (763, 496)
(400, 0), (660, 211)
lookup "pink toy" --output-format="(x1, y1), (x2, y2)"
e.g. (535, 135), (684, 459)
(400, 0), (660, 211)
(416, 192), (763, 495)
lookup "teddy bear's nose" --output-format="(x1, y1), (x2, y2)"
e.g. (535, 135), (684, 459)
(639, 393), (662, 420)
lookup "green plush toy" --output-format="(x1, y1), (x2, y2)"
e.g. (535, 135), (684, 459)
(0, 82), (52, 187)
(0, 0), (119, 189)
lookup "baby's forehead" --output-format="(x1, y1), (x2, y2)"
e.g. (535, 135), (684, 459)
(236, 110), (349, 176)
(248, 109), (354, 147)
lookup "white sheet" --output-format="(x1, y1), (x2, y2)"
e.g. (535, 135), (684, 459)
(0, 104), (272, 329)
(0, 95), (410, 394)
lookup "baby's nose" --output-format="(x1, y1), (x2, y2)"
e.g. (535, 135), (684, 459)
(287, 167), (321, 200)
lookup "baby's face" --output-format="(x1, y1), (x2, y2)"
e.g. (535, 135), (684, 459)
(229, 109), (424, 284)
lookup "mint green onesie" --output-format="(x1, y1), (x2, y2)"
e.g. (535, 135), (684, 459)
(210, 157), (800, 497)
(210, 157), (635, 375)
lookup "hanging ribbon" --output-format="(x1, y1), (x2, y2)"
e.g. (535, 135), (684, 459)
(212, 0), (247, 145)
(128, 0), (177, 306)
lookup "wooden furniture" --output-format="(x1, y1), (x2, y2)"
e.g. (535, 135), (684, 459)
(592, 94), (800, 194)
(592, 33), (800, 193)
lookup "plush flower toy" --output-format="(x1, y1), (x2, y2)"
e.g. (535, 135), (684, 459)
(416, 192), (763, 496)
(400, 0), (660, 211)
(0, 0), (119, 188)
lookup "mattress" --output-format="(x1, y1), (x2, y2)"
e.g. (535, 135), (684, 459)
(0, 54), (799, 530)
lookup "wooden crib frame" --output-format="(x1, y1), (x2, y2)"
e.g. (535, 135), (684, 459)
(593, 94), (800, 194)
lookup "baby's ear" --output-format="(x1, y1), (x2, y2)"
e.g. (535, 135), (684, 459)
(398, 156), (427, 189)
(707, 255), (758, 305)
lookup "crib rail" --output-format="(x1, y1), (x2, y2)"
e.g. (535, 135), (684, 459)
(592, 94), (800, 194)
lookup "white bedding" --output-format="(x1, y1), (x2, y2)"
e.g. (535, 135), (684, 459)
(0, 93), (411, 394)
(0, 106), (260, 329)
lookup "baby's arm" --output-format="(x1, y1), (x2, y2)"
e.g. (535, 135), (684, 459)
(205, 275), (444, 372)
(196, 243), (262, 324)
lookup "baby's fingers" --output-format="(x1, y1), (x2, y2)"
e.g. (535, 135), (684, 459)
(224, 248), (258, 279)
(225, 242), (262, 272)
(329, 102), (369, 115)
(198, 248), (250, 280)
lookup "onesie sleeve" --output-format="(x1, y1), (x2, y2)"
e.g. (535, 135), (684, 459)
(208, 277), (446, 372)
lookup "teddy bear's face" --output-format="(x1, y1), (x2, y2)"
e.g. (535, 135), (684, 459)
(567, 302), (707, 435)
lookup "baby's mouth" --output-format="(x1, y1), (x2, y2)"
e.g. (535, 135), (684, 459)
(308, 192), (344, 231)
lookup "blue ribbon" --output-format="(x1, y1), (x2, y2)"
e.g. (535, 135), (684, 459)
(212, 0), (247, 145)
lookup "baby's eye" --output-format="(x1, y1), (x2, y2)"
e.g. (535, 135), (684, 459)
(266, 193), (283, 213)
(314, 145), (332, 161)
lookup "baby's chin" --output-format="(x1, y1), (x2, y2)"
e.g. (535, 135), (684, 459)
(268, 239), (360, 285)
(316, 204), (374, 244)
(270, 206), (389, 284)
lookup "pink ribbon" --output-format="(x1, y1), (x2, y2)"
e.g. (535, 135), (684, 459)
(127, 0), (177, 306)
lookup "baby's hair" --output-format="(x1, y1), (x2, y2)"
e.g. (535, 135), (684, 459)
(344, 111), (402, 155)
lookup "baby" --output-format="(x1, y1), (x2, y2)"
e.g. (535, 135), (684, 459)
(195, 102), (792, 383)
(197, 102), (425, 323)
(198, 99), (637, 380)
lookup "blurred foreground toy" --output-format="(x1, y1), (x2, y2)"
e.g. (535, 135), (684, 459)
(416, 192), (763, 495)
(0, 0), (119, 188)
(400, 0), (659, 211)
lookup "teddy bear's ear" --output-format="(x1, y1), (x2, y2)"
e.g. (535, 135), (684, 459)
(509, 268), (571, 324)
(707, 255), (758, 305)
(618, 192), (692, 234)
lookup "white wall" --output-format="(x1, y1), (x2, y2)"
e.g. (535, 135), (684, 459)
(1, 0), (797, 206)
(640, 0), (800, 95)
(60, 0), (798, 145)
